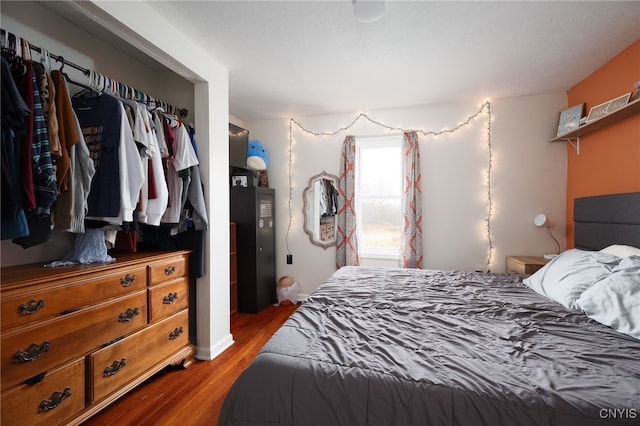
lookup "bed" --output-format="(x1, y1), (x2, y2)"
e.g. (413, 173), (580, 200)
(220, 192), (640, 426)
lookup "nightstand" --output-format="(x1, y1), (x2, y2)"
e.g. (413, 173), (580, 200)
(506, 256), (549, 274)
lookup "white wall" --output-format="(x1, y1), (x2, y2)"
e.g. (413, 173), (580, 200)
(247, 94), (568, 297)
(1, 1), (232, 362)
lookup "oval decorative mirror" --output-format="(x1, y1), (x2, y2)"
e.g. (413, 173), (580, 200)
(302, 171), (340, 249)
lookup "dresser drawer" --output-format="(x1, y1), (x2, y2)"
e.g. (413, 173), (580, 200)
(1, 290), (148, 390)
(148, 255), (187, 285)
(88, 309), (189, 402)
(1, 357), (85, 426)
(1, 264), (147, 330)
(1, 265), (147, 329)
(148, 278), (189, 323)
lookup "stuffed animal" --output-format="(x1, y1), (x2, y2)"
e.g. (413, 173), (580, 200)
(246, 139), (268, 171)
(247, 139), (270, 187)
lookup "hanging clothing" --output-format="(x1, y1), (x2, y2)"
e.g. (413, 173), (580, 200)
(1, 56), (30, 238)
(152, 110), (169, 158)
(1, 53), (57, 246)
(161, 120), (199, 225)
(73, 93), (144, 226)
(122, 102), (167, 227)
(32, 62), (61, 159)
(49, 75), (95, 233)
(73, 93), (122, 219)
(319, 178), (338, 217)
(12, 61), (57, 248)
(50, 69), (80, 194)
(144, 112), (168, 226)
(1, 36), (207, 257)
(25, 62), (56, 215)
(183, 164), (207, 231)
(15, 60), (36, 210)
(106, 99), (144, 225)
(1, 127), (29, 240)
(1, 57), (31, 130)
(183, 123), (207, 231)
(66, 111), (96, 233)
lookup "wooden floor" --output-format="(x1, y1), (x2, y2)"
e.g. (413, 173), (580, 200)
(82, 303), (298, 426)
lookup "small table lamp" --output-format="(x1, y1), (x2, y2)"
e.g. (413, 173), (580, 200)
(534, 213), (561, 258)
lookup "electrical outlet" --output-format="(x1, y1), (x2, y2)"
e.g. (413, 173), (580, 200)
(286, 254), (293, 264)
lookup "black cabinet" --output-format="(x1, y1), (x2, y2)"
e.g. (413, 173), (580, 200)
(230, 187), (276, 313)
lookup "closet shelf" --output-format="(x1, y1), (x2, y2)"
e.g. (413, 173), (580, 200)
(550, 98), (640, 149)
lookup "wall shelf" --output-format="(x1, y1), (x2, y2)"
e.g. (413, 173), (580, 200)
(550, 97), (640, 153)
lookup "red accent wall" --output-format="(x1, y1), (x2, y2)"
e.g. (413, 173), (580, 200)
(565, 40), (640, 248)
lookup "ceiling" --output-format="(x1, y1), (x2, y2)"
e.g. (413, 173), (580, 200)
(77, 1), (640, 121)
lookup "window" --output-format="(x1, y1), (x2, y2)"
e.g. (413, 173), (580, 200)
(356, 135), (403, 260)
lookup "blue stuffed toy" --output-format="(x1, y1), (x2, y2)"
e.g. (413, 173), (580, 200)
(246, 139), (269, 171)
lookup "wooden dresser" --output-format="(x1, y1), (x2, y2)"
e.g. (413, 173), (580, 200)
(0, 250), (195, 425)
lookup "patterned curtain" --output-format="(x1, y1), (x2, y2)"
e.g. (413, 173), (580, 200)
(401, 131), (423, 268)
(336, 135), (359, 268)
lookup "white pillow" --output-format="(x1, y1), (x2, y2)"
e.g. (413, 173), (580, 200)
(522, 249), (620, 311)
(576, 256), (640, 339)
(600, 244), (640, 258)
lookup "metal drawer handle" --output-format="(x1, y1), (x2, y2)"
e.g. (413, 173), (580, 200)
(13, 341), (50, 363)
(18, 299), (46, 315)
(163, 292), (178, 304)
(164, 265), (176, 276)
(118, 307), (140, 322)
(39, 387), (71, 412)
(103, 358), (127, 377)
(120, 274), (136, 287)
(169, 327), (184, 340)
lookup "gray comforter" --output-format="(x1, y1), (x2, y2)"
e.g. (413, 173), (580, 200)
(220, 266), (640, 425)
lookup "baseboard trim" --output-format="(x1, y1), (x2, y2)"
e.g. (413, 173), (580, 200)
(195, 333), (234, 361)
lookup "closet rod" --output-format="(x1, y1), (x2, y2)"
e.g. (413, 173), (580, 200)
(0, 29), (85, 73)
(1, 28), (188, 118)
(27, 42), (89, 75)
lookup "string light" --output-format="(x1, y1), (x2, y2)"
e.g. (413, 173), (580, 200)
(486, 102), (494, 271)
(285, 120), (295, 256)
(287, 101), (494, 269)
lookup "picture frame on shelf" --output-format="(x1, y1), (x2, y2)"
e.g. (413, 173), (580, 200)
(586, 92), (631, 122)
(556, 104), (585, 137)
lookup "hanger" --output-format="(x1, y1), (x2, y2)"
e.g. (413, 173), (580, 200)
(39, 47), (51, 73)
(2, 33), (26, 77)
(20, 38), (30, 61)
(0, 28), (186, 118)
(14, 35), (21, 59)
(59, 56), (100, 96)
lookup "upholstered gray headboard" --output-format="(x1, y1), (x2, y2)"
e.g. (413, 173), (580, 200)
(574, 192), (640, 250)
